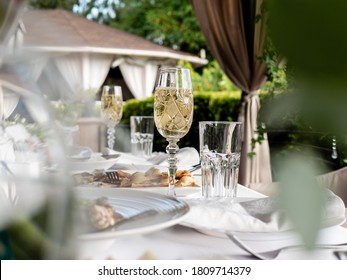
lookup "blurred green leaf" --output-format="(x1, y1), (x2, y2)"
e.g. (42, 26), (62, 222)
(277, 153), (326, 247)
(268, 0), (347, 80)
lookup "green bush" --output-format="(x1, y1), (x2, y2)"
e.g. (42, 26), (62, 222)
(121, 90), (242, 152)
(259, 92), (344, 176)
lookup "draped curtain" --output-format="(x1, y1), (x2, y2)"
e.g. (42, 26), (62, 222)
(119, 58), (159, 99)
(29, 55), (48, 82)
(191, 0), (272, 186)
(54, 53), (113, 95)
(0, 0), (27, 44)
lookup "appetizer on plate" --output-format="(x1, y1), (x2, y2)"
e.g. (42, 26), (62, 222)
(74, 167), (199, 188)
(78, 197), (122, 231)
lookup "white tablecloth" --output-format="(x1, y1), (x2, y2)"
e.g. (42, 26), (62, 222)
(78, 222), (347, 260)
(74, 149), (347, 260)
(76, 170), (347, 260)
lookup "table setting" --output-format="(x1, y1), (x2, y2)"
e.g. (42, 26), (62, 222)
(75, 177), (347, 260)
(1, 66), (347, 262)
(72, 149), (347, 260)
(69, 67), (347, 261)
(71, 136), (347, 260)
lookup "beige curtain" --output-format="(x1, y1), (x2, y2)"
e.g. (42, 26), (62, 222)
(191, 0), (272, 186)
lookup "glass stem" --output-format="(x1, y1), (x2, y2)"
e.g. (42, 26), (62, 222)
(166, 139), (179, 196)
(107, 123), (116, 149)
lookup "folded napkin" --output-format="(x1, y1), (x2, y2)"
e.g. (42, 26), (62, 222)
(149, 147), (200, 167)
(104, 147), (199, 170)
(182, 189), (346, 233)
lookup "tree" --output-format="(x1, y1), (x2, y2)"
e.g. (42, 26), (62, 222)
(111, 0), (207, 56)
(29, 0), (77, 9)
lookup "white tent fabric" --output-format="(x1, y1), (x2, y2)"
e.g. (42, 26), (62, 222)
(6, 21), (25, 49)
(238, 91), (272, 185)
(119, 58), (159, 99)
(19, 9), (207, 101)
(0, 75), (43, 121)
(29, 55), (49, 82)
(54, 53), (113, 95)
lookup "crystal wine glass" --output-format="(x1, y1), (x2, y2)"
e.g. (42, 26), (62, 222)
(154, 67), (194, 196)
(0, 52), (77, 259)
(101, 85), (123, 150)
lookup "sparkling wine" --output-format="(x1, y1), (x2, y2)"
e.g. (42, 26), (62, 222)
(154, 87), (193, 139)
(101, 95), (123, 124)
(154, 67), (193, 197)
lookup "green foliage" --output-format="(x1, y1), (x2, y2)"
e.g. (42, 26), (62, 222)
(268, 0), (347, 80)
(180, 60), (238, 92)
(277, 154), (326, 248)
(251, 1), (288, 159)
(143, 0), (206, 54)
(29, 0), (77, 9)
(260, 90), (344, 176)
(122, 96), (155, 125)
(109, 0), (150, 32)
(259, 40), (287, 97)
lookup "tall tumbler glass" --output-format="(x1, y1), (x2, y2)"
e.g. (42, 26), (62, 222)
(130, 116), (154, 158)
(199, 121), (242, 199)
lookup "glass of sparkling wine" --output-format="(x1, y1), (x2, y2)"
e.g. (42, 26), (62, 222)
(154, 67), (194, 196)
(101, 85), (123, 149)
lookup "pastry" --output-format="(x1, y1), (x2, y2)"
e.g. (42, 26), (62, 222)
(75, 167), (199, 188)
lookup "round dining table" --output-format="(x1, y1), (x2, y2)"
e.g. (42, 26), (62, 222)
(75, 151), (347, 260)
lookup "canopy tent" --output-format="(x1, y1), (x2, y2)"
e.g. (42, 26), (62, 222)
(18, 9), (207, 100)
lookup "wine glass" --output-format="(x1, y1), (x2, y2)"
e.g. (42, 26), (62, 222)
(101, 85), (123, 150)
(0, 52), (77, 259)
(154, 67), (194, 196)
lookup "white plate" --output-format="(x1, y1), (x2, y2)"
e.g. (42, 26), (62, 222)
(74, 187), (190, 241)
(70, 157), (119, 173)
